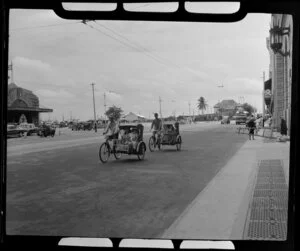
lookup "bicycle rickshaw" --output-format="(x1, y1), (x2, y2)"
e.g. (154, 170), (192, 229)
(99, 123), (147, 163)
(149, 121), (182, 151)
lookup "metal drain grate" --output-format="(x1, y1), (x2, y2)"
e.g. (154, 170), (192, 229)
(244, 159), (288, 240)
(251, 197), (288, 209)
(253, 190), (288, 198)
(256, 177), (286, 184)
(247, 221), (287, 240)
(250, 208), (287, 221)
(251, 197), (288, 208)
(256, 171), (285, 177)
(255, 183), (287, 190)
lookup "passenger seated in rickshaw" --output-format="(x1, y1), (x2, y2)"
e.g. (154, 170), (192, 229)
(163, 124), (176, 134)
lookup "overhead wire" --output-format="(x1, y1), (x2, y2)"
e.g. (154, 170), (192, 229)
(10, 21), (82, 32)
(83, 21), (176, 69)
(93, 21), (181, 69)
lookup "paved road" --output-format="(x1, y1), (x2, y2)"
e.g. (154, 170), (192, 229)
(6, 124), (247, 238)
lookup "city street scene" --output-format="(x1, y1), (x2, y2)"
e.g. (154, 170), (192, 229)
(6, 3), (292, 241)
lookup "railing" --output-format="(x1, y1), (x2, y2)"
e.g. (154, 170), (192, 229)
(236, 126), (274, 139)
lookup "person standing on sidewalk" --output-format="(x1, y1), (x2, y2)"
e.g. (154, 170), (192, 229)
(280, 115), (288, 136)
(247, 115), (256, 140)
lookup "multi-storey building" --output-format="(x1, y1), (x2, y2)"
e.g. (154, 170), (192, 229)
(267, 14), (293, 134)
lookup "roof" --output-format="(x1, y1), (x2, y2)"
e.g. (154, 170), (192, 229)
(214, 99), (238, 109)
(8, 83), (18, 89)
(8, 107), (53, 112)
(122, 112), (145, 121)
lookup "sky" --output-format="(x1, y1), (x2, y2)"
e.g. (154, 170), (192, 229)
(8, 3), (271, 121)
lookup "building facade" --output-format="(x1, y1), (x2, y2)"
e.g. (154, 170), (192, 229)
(8, 83), (53, 126)
(213, 99), (239, 117)
(267, 14), (293, 134)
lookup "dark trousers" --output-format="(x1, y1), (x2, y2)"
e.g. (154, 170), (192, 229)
(249, 128), (255, 140)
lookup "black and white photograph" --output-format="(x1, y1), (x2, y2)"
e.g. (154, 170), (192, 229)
(5, 2), (293, 243)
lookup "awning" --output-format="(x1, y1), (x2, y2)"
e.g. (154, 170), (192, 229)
(8, 107), (53, 112)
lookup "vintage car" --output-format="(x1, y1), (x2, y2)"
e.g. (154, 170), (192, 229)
(7, 124), (27, 138)
(18, 123), (39, 136)
(149, 121), (182, 151)
(99, 123), (146, 163)
(38, 124), (55, 137)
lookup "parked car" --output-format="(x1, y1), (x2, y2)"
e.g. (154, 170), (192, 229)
(38, 125), (55, 137)
(18, 123), (39, 136)
(221, 116), (230, 124)
(7, 124), (27, 138)
(82, 121), (94, 130)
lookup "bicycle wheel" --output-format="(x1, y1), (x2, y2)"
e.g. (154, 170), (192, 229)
(113, 146), (122, 160)
(176, 136), (182, 151)
(99, 142), (110, 163)
(137, 143), (146, 160)
(148, 136), (155, 152)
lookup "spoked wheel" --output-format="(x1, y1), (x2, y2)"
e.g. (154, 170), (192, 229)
(113, 146), (122, 160)
(176, 136), (182, 151)
(99, 142), (110, 163)
(148, 136), (155, 152)
(137, 143), (146, 160)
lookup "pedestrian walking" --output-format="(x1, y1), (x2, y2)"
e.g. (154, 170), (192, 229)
(280, 116), (288, 136)
(247, 115), (256, 140)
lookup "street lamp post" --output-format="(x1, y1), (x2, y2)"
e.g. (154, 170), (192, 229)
(91, 83), (97, 132)
(269, 24), (290, 57)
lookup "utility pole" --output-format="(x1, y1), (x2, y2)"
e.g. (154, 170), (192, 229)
(159, 96), (163, 125)
(218, 85), (224, 118)
(159, 96), (162, 117)
(91, 83), (97, 132)
(104, 92), (107, 122)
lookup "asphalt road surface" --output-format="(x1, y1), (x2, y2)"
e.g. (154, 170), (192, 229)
(6, 123), (247, 238)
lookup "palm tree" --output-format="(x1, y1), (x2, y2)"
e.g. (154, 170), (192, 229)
(197, 97), (207, 115)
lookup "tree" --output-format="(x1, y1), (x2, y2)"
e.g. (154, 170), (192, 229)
(242, 103), (257, 115)
(197, 97), (207, 115)
(105, 105), (123, 121)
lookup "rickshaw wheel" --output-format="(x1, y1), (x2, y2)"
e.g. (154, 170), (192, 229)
(113, 146), (122, 160)
(176, 136), (182, 151)
(99, 142), (110, 163)
(148, 136), (155, 152)
(137, 143), (146, 160)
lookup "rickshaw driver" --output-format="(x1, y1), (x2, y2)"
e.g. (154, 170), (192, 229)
(150, 113), (162, 144)
(103, 114), (120, 147)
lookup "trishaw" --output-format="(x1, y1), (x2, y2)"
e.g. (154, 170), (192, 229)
(149, 121), (182, 151)
(99, 123), (147, 163)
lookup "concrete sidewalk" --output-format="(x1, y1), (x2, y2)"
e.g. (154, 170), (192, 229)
(160, 136), (290, 240)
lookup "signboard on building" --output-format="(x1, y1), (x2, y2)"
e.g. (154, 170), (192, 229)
(264, 79), (272, 106)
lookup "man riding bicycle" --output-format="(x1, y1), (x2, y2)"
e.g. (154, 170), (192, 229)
(103, 115), (120, 146)
(150, 113), (162, 144)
